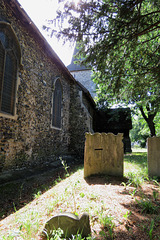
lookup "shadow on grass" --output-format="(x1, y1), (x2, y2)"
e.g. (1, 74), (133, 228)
(0, 163), (84, 221)
(0, 151), (149, 221)
(118, 197), (160, 240)
(124, 152), (147, 168)
(93, 191), (160, 240)
(94, 182), (160, 240)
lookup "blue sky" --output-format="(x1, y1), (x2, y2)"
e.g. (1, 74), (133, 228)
(18, 0), (74, 66)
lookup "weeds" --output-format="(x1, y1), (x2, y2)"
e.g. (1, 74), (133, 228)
(13, 202), (17, 212)
(79, 192), (85, 198)
(18, 210), (40, 238)
(88, 193), (98, 201)
(2, 235), (15, 240)
(124, 152), (148, 184)
(136, 198), (159, 214)
(129, 188), (137, 197)
(33, 190), (42, 199)
(123, 210), (132, 220)
(46, 228), (63, 240)
(45, 227), (92, 240)
(148, 219), (155, 240)
(121, 181), (127, 189)
(153, 179), (160, 187)
(126, 172), (144, 188)
(1, 150), (160, 240)
(99, 214), (115, 239)
(153, 190), (159, 201)
(60, 157), (70, 177)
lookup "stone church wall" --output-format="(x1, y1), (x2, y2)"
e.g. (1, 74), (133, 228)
(0, 0), (94, 174)
(69, 83), (95, 158)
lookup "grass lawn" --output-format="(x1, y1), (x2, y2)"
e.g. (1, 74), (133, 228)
(0, 149), (160, 240)
(124, 150), (148, 185)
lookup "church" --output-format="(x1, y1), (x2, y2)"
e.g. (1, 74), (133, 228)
(0, 0), (132, 182)
(0, 0), (95, 179)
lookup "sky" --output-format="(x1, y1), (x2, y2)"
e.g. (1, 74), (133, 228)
(17, 0), (75, 66)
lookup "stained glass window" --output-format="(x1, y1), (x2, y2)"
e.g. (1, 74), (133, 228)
(0, 22), (21, 115)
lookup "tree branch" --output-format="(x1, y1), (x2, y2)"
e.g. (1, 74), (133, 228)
(135, 20), (160, 37)
(139, 106), (148, 122)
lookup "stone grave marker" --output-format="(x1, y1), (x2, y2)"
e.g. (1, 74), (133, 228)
(84, 132), (124, 178)
(148, 136), (160, 177)
(42, 212), (91, 239)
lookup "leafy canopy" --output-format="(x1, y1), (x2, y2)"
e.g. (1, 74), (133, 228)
(46, 0), (160, 102)
(45, 0), (160, 135)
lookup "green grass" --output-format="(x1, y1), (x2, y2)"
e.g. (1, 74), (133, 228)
(136, 198), (159, 214)
(98, 214), (115, 239)
(124, 151), (148, 181)
(124, 150), (148, 188)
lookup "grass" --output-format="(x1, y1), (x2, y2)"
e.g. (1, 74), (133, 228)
(0, 149), (160, 239)
(136, 198), (159, 214)
(98, 213), (115, 239)
(124, 151), (148, 183)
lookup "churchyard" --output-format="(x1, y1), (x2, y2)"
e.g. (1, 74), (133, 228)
(0, 1), (159, 239)
(0, 148), (160, 240)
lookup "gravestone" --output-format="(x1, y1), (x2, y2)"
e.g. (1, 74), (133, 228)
(42, 212), (91, 239)
(84, 132), (124, 178)
(147, 137), (160, 177)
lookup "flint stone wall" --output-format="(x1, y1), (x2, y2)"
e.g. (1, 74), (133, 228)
(69, 83), (95, 157)
(84, 132), (124, 178)
(0, 0), (94, 175)
(147, 137), (160, 177)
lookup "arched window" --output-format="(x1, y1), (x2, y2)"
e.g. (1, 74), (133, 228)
(0, 22), (21, 116)
(52, 79), (63, 129)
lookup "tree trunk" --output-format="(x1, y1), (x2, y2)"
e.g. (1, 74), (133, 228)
(139, 106), (156, 137)
(147, 118), (156, 137)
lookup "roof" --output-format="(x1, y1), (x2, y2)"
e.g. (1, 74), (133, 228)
(5, 0), (95, 107)
(67, 44), (91, 72)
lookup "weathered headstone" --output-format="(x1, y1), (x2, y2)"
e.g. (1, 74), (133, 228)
(148, 137), (160, 177)
(84, 132), (124, 178)
(42, 212), (91, 239)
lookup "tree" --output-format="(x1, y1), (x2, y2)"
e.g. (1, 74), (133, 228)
(45, 0), (160, 136)
(130, 108), (160, 147)
(130, 111), (150, 148)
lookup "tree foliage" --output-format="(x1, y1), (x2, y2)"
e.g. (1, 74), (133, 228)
(45, 0), (160, 136)
(130, 111), (150, 147)
(131, 109), (160, 147)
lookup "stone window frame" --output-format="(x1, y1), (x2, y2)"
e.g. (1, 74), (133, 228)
(51, 77), (63, 130)
(0, 22), (21, 120)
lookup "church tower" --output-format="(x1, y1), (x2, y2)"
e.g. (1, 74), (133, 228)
(67, 45), (97, 98)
